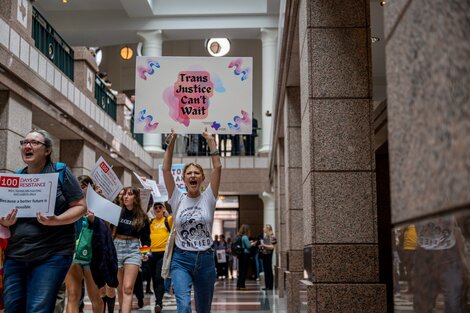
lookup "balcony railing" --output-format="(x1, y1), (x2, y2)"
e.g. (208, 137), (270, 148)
(95, 77), (117, 121)
(32, 7), (74, 80)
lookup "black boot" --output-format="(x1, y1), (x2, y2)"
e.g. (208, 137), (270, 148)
(101, 296), (108, 313)
(106, 296), (116, 313)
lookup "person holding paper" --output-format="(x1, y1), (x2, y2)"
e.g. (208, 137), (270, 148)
(0, 129), (86, 313)
(65, 175), (114, 313)
(113, 186), (150, 313)
(162, 128), (222, 313)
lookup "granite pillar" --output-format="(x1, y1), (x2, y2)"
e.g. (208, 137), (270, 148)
(114, 166), (133, 187)
(275, 138), (286, 297)
(0, 0), (33, 43)
(73, 47), (98, 99)
(60, 140), (96, 176)
(385, 1), (470, 308)
(284, 87), (303, 312)
(298, 0), (385, 311)
(0, 91), (32, 172)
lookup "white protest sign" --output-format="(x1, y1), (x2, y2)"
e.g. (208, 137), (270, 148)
(91, 157), (123, 201)
(158, 164), (186, 193)
(153, 184), (169, 203)
(134, 56), (253, 134)
(133, 172), (161, 200)
(0, 173), (58, 217)
(139, 188), (152, 212)
(86, 184), (121, 226)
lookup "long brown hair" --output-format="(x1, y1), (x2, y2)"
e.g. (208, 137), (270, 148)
(237, 224), (250, 237)
(120, 186), (147, 231)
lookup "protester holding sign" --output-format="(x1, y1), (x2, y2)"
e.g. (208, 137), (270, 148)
(162, 128), (222, 313)
(1, 129), (86, 313)
(65, 175), (117, 313)
(113, 186), (150, 313)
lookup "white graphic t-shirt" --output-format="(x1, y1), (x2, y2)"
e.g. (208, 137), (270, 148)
(417, 218), (456, 250)
(168, 185), (216, 251)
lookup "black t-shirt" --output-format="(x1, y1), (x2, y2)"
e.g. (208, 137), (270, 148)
(115, 209), (151, 246)
(6, 163), (84, 262)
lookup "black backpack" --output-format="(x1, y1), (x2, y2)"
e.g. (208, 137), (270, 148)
(231, 235), (243, 256)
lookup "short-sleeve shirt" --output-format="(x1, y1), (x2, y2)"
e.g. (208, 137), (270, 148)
(168, 185), (216, 251)
(417, 218), (456, 250)
(150, 216), (173, 252)
(6, 163), (83, 262)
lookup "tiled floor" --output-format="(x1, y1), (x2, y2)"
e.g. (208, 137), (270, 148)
(83, 277), (288, 312)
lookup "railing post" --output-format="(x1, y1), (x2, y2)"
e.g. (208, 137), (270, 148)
(0, 0), (34, 44)
(73, 47), (98, 100)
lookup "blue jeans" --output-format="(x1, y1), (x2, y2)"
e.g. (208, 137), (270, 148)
(170, 246), (216, 313)
(3, 255), (73, 313)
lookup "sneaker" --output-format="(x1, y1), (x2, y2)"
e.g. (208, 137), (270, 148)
(138, 298), (144, 308)
(154, 304), (162, 313)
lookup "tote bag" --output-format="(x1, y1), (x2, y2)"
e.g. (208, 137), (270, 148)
(161, 195), (183, 279)
(74, 217), (93, 263)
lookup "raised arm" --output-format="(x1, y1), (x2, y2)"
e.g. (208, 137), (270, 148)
(162, 130), (177, 198)
(203, 130), (222, 197)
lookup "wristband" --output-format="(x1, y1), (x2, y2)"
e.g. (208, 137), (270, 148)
(209, 149), (220, 156)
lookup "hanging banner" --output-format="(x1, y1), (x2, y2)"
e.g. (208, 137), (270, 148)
(134, 56), (253, 134)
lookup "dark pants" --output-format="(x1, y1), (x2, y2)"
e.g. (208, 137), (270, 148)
(149, 252), (165, 306)
(4, 255), (72, 313)
(262, 253), (274, 289)
(133, 270), (144, 301)
(237, 253), (250, 288)
(413, 246), (464, 313)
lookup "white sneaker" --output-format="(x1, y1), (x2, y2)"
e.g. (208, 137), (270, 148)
(163, 292), (172, 298)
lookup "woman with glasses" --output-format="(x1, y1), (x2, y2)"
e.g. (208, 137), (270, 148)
(0, 129), (86, 313)
(162, 128), (222, 313)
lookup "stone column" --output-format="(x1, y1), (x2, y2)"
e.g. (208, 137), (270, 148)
(284, 87), (303, 313)
(73, 47), (98, 99)
(275, 138), (286, 297)
(0, 91), (32, 172)
(0, 0), (33, 43)
(116, 94), (132, 132)
(260, 191), (276, 267)
(113, 167), (132, 187)
(299, 0), (385, 311)
(258, 28), (277, 154)
(385, 1), (470, 308)
(60, 140), (96, 176)
(137, 30), (164, 154)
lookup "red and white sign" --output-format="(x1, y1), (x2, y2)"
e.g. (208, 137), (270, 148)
(0, 173), (58, 217)
(91, 157), (123, 201)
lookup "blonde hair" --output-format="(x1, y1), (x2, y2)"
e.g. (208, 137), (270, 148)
(264, 224), (274, 237)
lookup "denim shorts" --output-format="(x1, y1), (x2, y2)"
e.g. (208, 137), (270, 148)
(113, 239), (142, 268)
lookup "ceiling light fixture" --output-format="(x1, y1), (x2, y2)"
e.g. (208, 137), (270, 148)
(371, 37), (380, 43)
(206, 38), (230, 57)
(120, 46), (133, 60)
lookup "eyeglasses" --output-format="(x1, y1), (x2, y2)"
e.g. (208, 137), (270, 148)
(154, 205), (164, 209)
(20, 140), (46, 147)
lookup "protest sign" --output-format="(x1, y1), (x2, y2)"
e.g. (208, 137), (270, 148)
(133, 172), (161, 200)
(91, 157), (123, 201)
(158, 164), (186, 193)
(134, 56), (253, 134)
(86, 184), (121, 226)
(0, 173), (58, 217)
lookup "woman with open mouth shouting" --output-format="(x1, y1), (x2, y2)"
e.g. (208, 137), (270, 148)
(161, 128), (222, 313)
